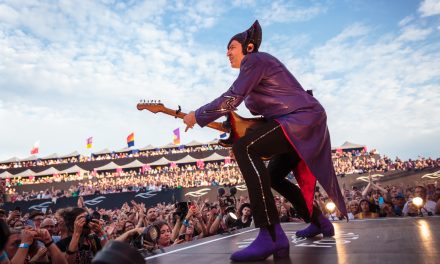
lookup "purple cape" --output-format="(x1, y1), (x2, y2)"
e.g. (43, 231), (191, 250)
(195, 52), (347, 218)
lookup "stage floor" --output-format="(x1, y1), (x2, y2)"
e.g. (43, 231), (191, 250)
(144, 216), (440, 264)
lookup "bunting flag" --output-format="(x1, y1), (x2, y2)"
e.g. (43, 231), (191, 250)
(173, 128), (180, 145)
(127, 132), (135, 147)
(86, 137), (93, 149)
(30, 141), (40, 154)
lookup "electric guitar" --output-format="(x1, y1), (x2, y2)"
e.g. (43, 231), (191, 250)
(136, 101), (266, 148)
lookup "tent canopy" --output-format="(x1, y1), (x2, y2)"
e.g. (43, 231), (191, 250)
(185, 140), (203, 147)
(149, 157), (171, 166)
(139, 144), (156, 151)
(35, 167), (60, 176)
(0, 157), (20, 164)
(175, 155), (198, 164)
(60, 151), (80, 159)
(120, 159), (145, 169)
(95, 162), (120, 171)
(114, 147), (134, 153)
(0, 171), (14, 179)
(20, 155), (38, 162)
(14, 169), (35, 177)
(92, 149), (112, 155)
(202, 152), (228, 162)
(60, 165), (86, 174)
(41, 153), (59, 160)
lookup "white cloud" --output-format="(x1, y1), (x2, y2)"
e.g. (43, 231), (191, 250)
(398, 15), (414, 27)
(398, 26), (433, 42)
(0, 1), (439, 161)
(257, 0), (326, 24)
(419, 0), (440, 17)
(291, 24), (440, 159)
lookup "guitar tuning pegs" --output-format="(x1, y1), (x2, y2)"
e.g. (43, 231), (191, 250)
(158, 100), (161, 103)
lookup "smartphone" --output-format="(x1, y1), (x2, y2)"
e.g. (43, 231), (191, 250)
(25, 219), (36, 228)
(378, 197), (384, 205)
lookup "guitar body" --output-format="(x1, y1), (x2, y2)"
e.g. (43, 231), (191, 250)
(218, 112), (266, 148)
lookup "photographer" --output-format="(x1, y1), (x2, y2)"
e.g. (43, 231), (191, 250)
(178, 203), (207, 242)
(5, 227), (66, 264)
(234, 203), (252, 229)
(403, 186), (436, 216)
(56, 208), (106, 264)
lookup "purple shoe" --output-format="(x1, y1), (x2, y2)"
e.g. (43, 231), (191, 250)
(230, 224), (289, 262)
(296, 214), (335, 238)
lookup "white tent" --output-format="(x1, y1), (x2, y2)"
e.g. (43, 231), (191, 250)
(41, 153), (59, 160)
(34, 167), (60, 176)
(332, 141), (365, 150)
(60, 165), (87, 174)
(0, 157), (20, 164)
(161, 142), (178, 149)
(60, 151), (80, 158)
(20, 155), (38, 162)
(95, 162), (120, 171)
(120, 160), (146, 169)
(175, 155), (199, 164)
(207, 139), (220, 145)
(13, 169), (35, 177)
(185, 140), (203, 147)
(139, 144), (156, 151)
(92, 149), (112, 155)
(115, 147), (134, 153)
(0, 171), (14, 178)
(203, 152), (228, 162)
(149, 157), (171, 166)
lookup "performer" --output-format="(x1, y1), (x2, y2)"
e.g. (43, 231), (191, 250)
(183, 20), (347, 262)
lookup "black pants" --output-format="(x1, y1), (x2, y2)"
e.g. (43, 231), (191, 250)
(232, 120), (320, 227)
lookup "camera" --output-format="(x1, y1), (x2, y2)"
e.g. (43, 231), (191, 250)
(173, 202), (189, 222)
(131, 225), (160, 250)
(218, 187), (238, 228)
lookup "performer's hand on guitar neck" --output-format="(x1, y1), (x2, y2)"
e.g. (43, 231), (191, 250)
(183, 111), (197, 132)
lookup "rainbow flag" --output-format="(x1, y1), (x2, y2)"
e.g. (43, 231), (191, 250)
(173, 128), (180, 145)
(127, 132), (135, 147)
(86, 137), (93, 149)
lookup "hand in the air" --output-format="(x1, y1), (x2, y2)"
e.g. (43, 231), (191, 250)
(183, 111), (196, 132)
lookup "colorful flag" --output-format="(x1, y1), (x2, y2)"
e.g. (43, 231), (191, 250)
(30, 141), (40, 154)
(86, 137), (93, 149)
(127, 132), (135, 147)
(220, 132), (228, 139)
(173, 128), (180, 145)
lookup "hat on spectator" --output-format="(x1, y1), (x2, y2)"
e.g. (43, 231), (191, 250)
(92, 240), (145, 264)
(239, 203), (251, 214)
(29, 210), (44, 220)
(395, 193), (405, 199)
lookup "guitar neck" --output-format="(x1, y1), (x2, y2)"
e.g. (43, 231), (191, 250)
(160, 108), (228, 133)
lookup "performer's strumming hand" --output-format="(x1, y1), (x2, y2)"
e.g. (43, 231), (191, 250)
(183, 111), (196, 132)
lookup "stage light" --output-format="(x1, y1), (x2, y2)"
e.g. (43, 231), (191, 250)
(326, 202), (337, 221)
(326, 202), (336, 213)
(412, 197), (423, 208)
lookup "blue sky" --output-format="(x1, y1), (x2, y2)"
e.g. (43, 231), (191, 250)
(0, 0), (439, 161)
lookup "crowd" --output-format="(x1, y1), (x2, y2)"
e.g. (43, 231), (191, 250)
(0, 145), (224, 170)
(5, 162), (244, 202)
(3, 147), (440, 202)
(1, 175), (440, 264)
(1, 144), (440, 263)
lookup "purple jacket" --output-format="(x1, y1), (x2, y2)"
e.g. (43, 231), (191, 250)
(195, 52), (347, 218)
